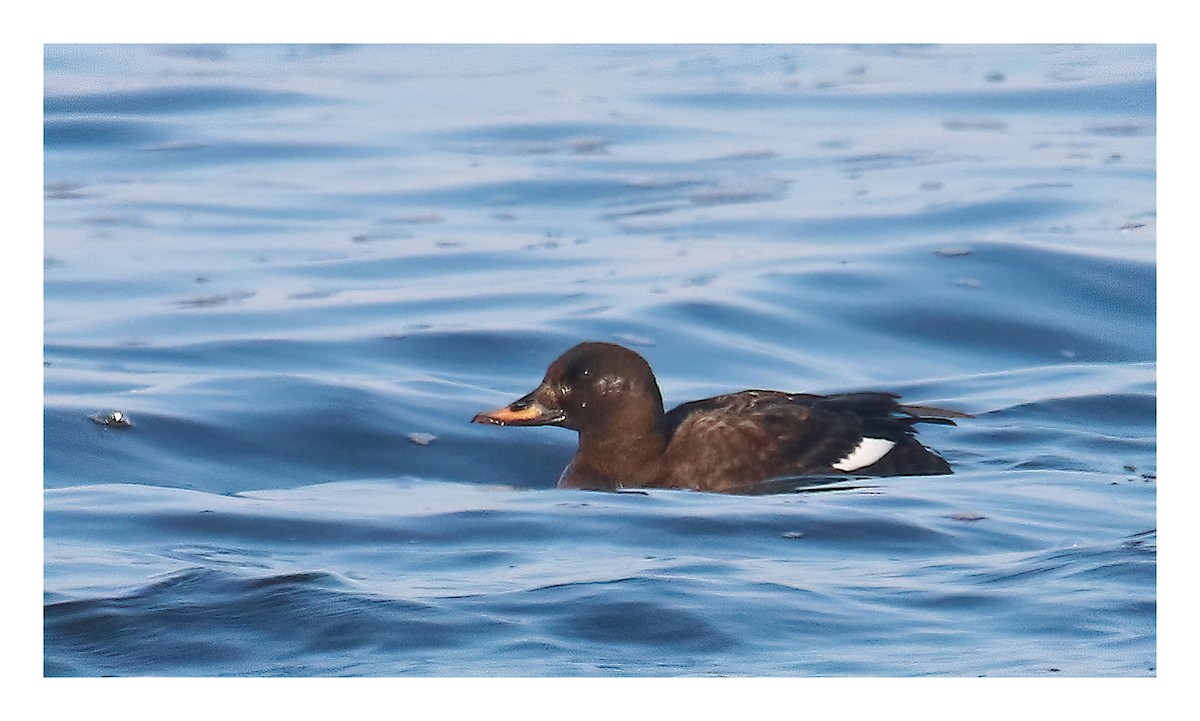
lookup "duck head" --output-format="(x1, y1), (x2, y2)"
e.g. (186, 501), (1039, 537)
(472, 342), (665, 433)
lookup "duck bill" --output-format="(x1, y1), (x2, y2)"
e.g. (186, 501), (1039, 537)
(472, 389), (565, 427)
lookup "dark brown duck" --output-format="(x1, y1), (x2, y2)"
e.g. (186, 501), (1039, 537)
(473, 342), (969, 493)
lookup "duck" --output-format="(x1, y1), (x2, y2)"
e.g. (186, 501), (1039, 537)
(472, 342), (969, 493)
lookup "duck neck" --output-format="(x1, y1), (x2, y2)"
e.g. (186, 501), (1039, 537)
(573, 411), (668, 489)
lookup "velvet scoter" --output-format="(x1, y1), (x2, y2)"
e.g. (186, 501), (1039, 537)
(472, 342), (969, 493)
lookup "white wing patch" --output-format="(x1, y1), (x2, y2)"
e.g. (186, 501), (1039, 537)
(832, 438), (896, 472)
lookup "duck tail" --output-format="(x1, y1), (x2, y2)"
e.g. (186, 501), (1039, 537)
(896, 403), (973, 426)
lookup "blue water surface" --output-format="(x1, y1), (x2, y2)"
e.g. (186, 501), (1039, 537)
(43, 44), (1155, 677)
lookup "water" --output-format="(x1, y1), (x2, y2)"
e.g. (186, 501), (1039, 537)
(43, 44), (1155, 677)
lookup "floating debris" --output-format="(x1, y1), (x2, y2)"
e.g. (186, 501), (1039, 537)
(713, 149), (778, 161)
(383, 212), (445, 225)
(689, 180), (788, 206)
(406, 433), (437, 446)
(948, 512), (987, 522)
(176, 291), (255, 308)
(935, 247), (972, 257)
(1086, 123), (1146, 137)
(90, 410), (132, 428)
(45, 181), (88, 200)
(942, 118), (1008, 132)
(570, 136), (610, 155)
(288, 289), (336, 301)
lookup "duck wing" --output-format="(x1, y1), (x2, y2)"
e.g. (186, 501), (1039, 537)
(659, 391), (965, 490)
